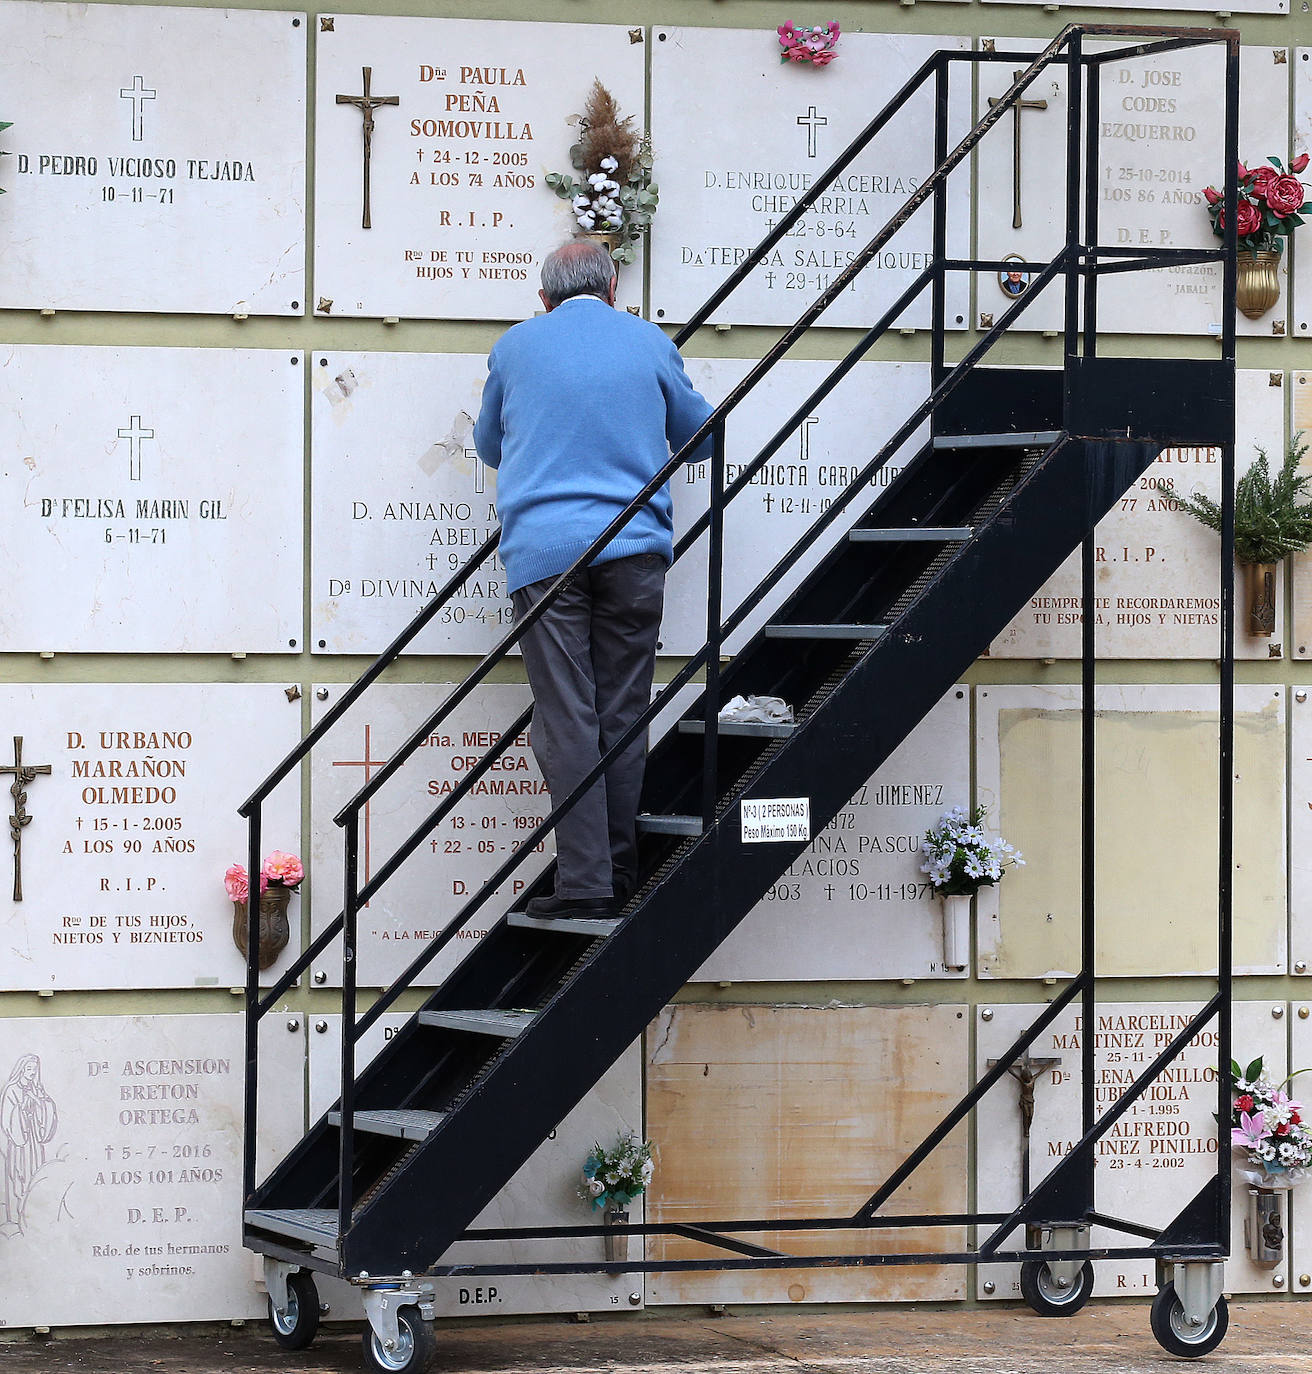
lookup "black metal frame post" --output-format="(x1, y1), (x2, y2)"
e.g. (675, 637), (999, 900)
(239, 23), (1240, 1304)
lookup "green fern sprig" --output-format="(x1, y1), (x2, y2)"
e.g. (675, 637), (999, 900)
(1153, 433), (1312, 565)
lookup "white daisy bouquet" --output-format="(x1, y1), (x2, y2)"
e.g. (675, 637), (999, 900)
(578, 1131), (654, 1211)
(544, 81), (658, 266)
(920, 805), (1023, 897)
(1231, 1055), (1312, 1188)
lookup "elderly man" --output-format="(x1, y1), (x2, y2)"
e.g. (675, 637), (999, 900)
(474, 238), (714, 919)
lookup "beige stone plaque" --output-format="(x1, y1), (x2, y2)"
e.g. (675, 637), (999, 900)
(0, 1013), (304, 1326)
(1288, 689), (1312, 976)
(977, 1001), (1283, 1300)
(1291, 56), (1312, 339)
(976, 684), (1286, 979)
(1284, 1007), (1312, 1295)
(304, 1019), (643, 1317)
(644, 1004), (968, 1304)
(695, 687), (970, 982)
(309, 684), (552, 990)
(977, 45), (1287, 336)
(991, 369), (1286, 659)
(314, 16), (643, 320)
(650, 30), (971, 330)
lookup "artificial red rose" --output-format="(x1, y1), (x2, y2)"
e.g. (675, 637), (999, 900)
(1277, 1122), (1292, 1136)
(1237, 160), (1251, 180)
(1219, 199), (1262, 238)
(1267, 174), (1306, 216)
(1249, 165), (1278, 198)
(1203, 185), (1222, 206)
(1293, 1112), (1303, 1125)
(1236, 1094), (1255, 1113)
(1292, 152), (1310, 174)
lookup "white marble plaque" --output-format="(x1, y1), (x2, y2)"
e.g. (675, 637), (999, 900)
(1288, 689), (1312, 976)
(0, 1013), (305, 1327)
(311, 352), (508, 656)
(0, 1), (305, 315)
(977, 1002), (1283, 1300)
(305, 1018), (643, 1316)
(1294, 58), (1312, 338)
(976, 684), (1287, 980)
(0, 685), (302, 990)
(310, 684), (552, 989)
(1288, 375), (1312, 660)
(646, 1004), (968, 1304)
(991, 369), (1286, 659)
(0, 346), (303, 653)
(663, 359), (930, 656)
(650, 30), (971, 330)
(1284, 1007), (1312, 1294)
(695, 687), (969, 982)
(315, 16), (644, 321)
(977, 45), (1287, 335)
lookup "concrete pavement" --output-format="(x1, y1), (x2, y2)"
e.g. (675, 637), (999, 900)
(4, 1302), (1312, 1374)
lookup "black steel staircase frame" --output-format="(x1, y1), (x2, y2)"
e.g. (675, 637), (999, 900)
(240, 23), (1240, 1291)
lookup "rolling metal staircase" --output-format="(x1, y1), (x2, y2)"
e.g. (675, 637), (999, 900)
(240, 24), (1241, 1371)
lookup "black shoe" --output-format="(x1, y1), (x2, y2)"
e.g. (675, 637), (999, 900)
(524, 893), (615, 920)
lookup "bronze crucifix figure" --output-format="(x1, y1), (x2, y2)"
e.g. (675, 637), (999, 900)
(988, 72), (1049, 230)
(2, 736), (51, 902)
(337, 66), (399, 230)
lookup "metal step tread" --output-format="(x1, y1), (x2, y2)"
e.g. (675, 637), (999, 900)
(679, 719), (795, 739)
(418, 1009), (535, 1037)
(637, 813), (703, 836)
(932, 430), (1060, 450)
(764, 624), (888, 640)
(849, 526), (973, 543)
(327, 1107), (446, 1141)
(507, 911), (622, 936)
(244, 1207), (339, 1245)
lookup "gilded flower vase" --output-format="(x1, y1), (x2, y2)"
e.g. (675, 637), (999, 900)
(1235, 250), (1281, 320)
(1244, 561), (1278, 637)
(231, 885), (292, 970)
(603, 1207), (630, 1264)
(940, 893), (971, 972)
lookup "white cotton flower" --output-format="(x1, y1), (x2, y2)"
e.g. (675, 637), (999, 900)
(599, 156), (619, 172)
(588, 172), (608, 189)
(572, 194), (591, 210)
(576, 212), (596, 229)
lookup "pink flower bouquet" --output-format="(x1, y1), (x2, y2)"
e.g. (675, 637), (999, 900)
(777, 21), (840, 67)
(224, 851), (304, 903)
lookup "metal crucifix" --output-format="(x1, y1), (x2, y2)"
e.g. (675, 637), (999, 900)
(1, 737), (51, 902)
(987, 1052), (1062, 1200)
(987, 72), (1049, 230)
(337, 66), (399, 231)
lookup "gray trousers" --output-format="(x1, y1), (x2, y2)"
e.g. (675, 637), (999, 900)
(512, 553), (666, 900)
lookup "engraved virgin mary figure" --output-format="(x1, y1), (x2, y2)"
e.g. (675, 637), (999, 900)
(1, 1053), (58, 1236)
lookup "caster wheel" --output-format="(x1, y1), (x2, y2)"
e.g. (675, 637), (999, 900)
(361, 1305), (437, 1374)
(1149, 1284), (1229, 1359)
(1019, 1258), (1095, 1316)
(268, 1268), (320, 1350)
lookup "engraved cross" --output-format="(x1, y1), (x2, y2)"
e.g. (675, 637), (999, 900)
(337, 66), (400, 231)
(988, 72), (1048, 230)
(117, 415), (156, 482)
(332, 725), (389, 904)
(796, 106), (828, 160)
(119, 76), (157, 143)
(1, 737), (51, 903)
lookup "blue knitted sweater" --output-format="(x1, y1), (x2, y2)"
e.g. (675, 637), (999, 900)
(473, 296), (715, 594)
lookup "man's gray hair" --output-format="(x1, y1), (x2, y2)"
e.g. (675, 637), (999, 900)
(540, 238), (617, 306)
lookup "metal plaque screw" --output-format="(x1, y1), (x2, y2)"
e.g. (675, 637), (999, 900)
(629, 1293), (641, 1306)
(314, 970), (328, 984)
(286, 1018), (300, 1032)
(315, 1019), (329, 1033)
(981, 1008), (994, 1021)
(982, 1280), (996, 1294)
(1274, 1273), (1286, 1288)
(1300, 1274), (1310, 1287)
(1298, 963), (1308, 975)
(316, 687), (330, 701)
(1273, 1006), (1285, 1019)
(1297, 691), (1308, 704)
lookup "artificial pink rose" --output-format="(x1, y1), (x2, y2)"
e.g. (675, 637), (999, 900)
(1292, 152), (1310, 174)
(1237, 160), (1251, 182)
(1266, 173), (1305, 216)
(786, 45), (810, 61)
(811, 50), (837, 66)
(224, 863), (250, 903)
(262, 850), (304, 887)
(1220, 200), (1262, 238)
(1202, 185), (1222, 206)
